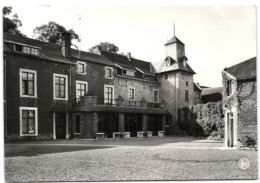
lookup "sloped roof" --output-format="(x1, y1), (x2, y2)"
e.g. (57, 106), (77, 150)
(201, 87), (223, 96)
(165, 35), (184, 46)
(194, 82), (202, 92)
(224, 57), (256, 80)
(201, 87), (223, 104)
(157, 57), (196, 74)
(101, 51), (156, 75)
(3, 33), (114, 66)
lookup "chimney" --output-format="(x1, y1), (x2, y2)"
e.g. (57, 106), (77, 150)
(61, 32), (71, 57)
(127, 52), (131, 61)
(94, 46), (101, 54)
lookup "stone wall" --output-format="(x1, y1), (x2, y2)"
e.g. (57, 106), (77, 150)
(114, 76), (161, 103)
(237, 81), (257, 141)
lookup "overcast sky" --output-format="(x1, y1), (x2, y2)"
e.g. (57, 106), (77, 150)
(8, 5), (257, 87)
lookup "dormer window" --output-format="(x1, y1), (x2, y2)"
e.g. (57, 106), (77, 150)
(15, 44), (39, 56)
(122, 70), (135, 77)
(166, 57), (172, 67)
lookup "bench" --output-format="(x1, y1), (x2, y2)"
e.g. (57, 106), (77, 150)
(158, 131), (165, 137)
(113, 132), (122, 139)
(96, 133), (105, 139)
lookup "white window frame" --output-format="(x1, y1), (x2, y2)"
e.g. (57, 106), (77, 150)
(53, 73), (68, 100)
(105, 66), (114, 79)
(104, 84), (115, 105)
(76, 80), (88, 99)
(20, 68), (37, 98)
(153, 89), (159, 103)
(20, 106), (38, 136)
(128, 87), (135, 100)
(76, 61), (87, 75)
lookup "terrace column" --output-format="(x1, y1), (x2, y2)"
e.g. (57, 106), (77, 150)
(142, 114), (148, 132)
(118, 113), (125, 133)
(162, 115), (166, 131)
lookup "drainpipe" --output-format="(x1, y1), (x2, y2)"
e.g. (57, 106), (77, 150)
(69, 64), (72, 139)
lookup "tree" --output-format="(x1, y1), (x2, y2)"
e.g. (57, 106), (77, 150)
(3, 6), (25, 37)
(33, 21), (79, 45)
(89, 42), (119, 53)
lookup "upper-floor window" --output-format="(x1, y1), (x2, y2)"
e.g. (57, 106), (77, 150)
(15, 44), (39, 56)
(104, 85), (114, 105)
(122, 70), (135, 77)
(186, 81), (188, 86)
(20, 107), (38, 136)
(76, 80), (88, 99)
(53, 74), (68, 100)
(185, 90), (189, 102)
(76, 61), (87, 75)
(20, 69), (37, 98)
(129, 88), (135, 99)
(227, 80), (235, 96)
(144, 74), (154, 80)
(105, 67), (113, 79)
(165, 75), (168, 80)
(153, 90), (159, 103)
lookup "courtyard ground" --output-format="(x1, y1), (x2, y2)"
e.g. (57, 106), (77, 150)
(4, 137), (258, 182)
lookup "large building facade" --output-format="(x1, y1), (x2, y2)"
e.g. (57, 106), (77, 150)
(4, 32), (197, 141)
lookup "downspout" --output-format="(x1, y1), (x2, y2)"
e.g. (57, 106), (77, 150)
(69, 64), (72, 139)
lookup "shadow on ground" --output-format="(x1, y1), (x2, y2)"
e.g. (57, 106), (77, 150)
(5, 145), (114, 157)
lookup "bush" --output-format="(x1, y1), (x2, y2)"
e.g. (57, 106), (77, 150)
(240, 136), (256, 148)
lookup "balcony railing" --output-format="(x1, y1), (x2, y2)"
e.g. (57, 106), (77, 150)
(73, 96), (165, 109)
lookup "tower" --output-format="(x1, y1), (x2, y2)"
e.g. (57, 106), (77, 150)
(157, 31), (196, 134)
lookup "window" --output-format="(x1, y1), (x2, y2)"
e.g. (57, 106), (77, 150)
(144, 75), (154, 80)
(166, 58), (172, 67)
(165, 75), (168, 80)
(20, 107), (38, 136)
(104, 85), (114, 104)
(105, 67), (113, 79)
(15, 44), (39, 56)
(227, 81), (233, 96)
(153, 90), (159, 102)
(53, 74), (68, 100)
(122, 70), (135, 76)
(76, 61), (87, 74)
(129, 88), (135, 99)
(185, 90), (189, 102)
(20, 69), (37, 98)
(76, 81), (88, 99)
(186, 81), (188, 86)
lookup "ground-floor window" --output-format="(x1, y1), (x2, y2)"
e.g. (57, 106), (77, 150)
(20, 107), (38, 136)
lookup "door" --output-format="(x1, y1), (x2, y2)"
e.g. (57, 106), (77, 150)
(148, 115), (162, 136)
(227, 112), (234, 147)
(56, 112), (66, 139)
(125, 115), (141, 137)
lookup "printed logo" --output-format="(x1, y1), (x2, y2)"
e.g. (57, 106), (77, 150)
(238, 158), (250, 170)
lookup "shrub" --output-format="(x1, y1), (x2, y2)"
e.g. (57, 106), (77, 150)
(240, 136), (256, 148)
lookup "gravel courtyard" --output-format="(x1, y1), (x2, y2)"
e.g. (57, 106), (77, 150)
(5, 137), (258, 182)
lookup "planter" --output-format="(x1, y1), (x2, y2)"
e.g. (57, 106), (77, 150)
(137, 131), (145, 138)
(96, 133), (105, 140)
(158, 131), (165, 137)
(122, 132), (130, 138)
(113, 132), (122, 139)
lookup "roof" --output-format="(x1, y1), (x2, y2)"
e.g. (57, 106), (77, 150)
(194, 83), (202, 92)
(101, 51), (157, 77)
(157, 56), (196, 74)
(165, 35), (184, 46)
(3, 33), (115, 66)
(201, 87), (223, 96)
(201, 87), (223, 104)
(224, 57), (256, 80)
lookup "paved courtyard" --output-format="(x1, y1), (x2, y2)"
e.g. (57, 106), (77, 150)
(5, 137), (258, 182)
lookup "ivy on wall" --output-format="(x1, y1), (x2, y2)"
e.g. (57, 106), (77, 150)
(178, 101), (224, 138)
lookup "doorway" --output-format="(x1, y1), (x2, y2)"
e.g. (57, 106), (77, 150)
(148, 115), (162, 136)
(125, 114), (142, 137)
(56, 112), (66, 139)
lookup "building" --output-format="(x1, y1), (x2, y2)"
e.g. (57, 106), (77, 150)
(222, 57), (257, 148)
(157, 34), (196, 134)
(201, 87), (223, 104)
(4, 31), (198, 141)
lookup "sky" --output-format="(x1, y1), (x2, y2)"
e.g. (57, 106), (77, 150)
(4, 5), (257, 87)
